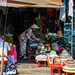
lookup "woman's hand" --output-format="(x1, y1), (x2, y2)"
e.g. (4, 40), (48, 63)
(31, 39), (33, 42)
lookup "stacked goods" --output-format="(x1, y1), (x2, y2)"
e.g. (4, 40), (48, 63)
(63, 56), (75, 73)
(59, 50), (70, 63)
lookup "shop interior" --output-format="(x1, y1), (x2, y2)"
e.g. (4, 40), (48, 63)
(0, 7), (71, 59)
(0, 1), (74, 74)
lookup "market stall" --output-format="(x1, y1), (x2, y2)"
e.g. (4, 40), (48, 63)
(0, 0), (74, 75)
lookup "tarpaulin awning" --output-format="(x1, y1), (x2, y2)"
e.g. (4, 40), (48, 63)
(6, 1), (31, 7)
(7, 0), (64, 8)
(27, 4), (64, 8)
(8, 0), (63, 5)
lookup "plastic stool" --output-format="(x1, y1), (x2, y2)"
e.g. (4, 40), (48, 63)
(38, 61), (46, 67)
(29, 55), (36, 62)
(0, 61), (7, 65)
(51, 67), (61, 75)
(65, 72), (75, 75)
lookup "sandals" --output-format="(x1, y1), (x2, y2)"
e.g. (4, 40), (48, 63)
(23, 56), (28, 59)
(19, 56), (22, 58)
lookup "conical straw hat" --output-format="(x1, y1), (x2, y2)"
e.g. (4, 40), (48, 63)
(30, 23), (39, 29)
(64, 56), (75, 64)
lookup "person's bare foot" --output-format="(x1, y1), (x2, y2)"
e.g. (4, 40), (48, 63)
(19, 56), (22, 58)
(23, 56), (28, 59)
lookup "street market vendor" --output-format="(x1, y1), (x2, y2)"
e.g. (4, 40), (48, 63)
(19, 24), (40, 59)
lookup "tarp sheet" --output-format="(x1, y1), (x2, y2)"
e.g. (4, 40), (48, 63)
(6, 0), (64, 8)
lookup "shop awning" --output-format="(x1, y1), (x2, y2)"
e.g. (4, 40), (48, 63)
(27, 4), (64, 8)
(7, 0), (63, 5)
(6, 1), (31, 7)
(7, 0), (64, 8)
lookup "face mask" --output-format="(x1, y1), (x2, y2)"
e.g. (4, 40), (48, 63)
(33, 29), (35, 31)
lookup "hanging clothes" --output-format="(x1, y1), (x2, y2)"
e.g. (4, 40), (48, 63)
(59, 8), (66, 22)
(19, 28), (38, 57)
(47, 8), (56, 16)
(8, 55), (15, 64)
(0, 41), (11, 61)
(68, 0), (73, 18)
(35, 19), (42, 34)
(8, 43), (14, 56)
(14, 45), (17, 62)
(0, 38), (3, 42)
(8, 43), (17, 64)
(59, 0), (66, 22)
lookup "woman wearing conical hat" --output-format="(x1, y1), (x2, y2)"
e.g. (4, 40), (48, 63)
(19, 24), (39, 59)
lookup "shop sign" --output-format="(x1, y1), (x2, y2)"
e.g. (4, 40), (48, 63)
(0, 0), (7, 6)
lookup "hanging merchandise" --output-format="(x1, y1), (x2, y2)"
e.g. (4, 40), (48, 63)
(33, 8), (36, 13)
(35, 19), (42, 34)
(0, 0), (7, 6)
(59, 8), (66, 22)
(56, 18), (61, 31)
(0, 41), (11, 61)
(6, 33), (13, 43)
(47, 8), (58, 33)
(42, 22), (46, 33)
(59, 0), (66, 22)
(47, 8), (56, 16)
(8, 43), (17, 64)
(42, 16), (47, 33)
(64, 23), (72, 44)
(0, 37), (17, 74)
(47, 8), (57, 23)
(40, 9), (47, 33)
(68, 0), (74, 18)
(35, 13), (42, 34)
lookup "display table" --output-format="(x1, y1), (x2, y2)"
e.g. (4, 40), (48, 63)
(38, 59), (47, 67)
(29, 55), (36, 62)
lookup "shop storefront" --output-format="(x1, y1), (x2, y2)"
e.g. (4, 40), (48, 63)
(0, 0), (75, 75)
